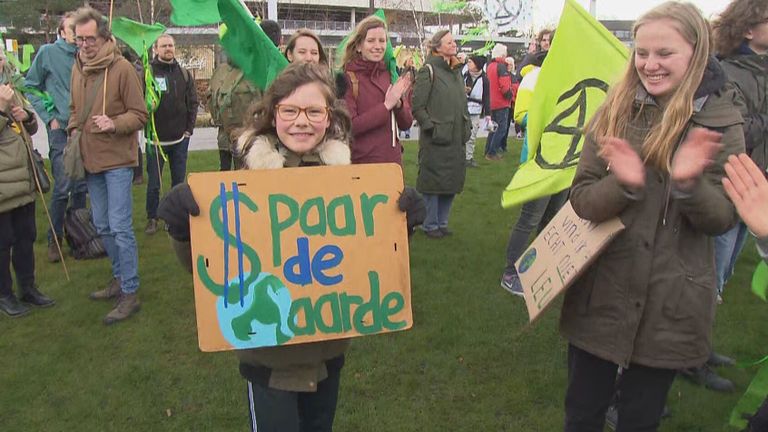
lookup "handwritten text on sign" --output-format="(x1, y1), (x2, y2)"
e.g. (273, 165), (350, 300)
(189, 164), (412, 352)
(516, 201), (624, 322)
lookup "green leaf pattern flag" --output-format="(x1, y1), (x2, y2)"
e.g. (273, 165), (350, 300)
(170, 0), (221, 26)
(501, 0), (629, 209)
(111, 17), (168, 159)
(218, 0), (288, 90)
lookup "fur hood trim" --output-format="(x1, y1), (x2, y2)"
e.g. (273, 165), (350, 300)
(236, 133), (351, 169)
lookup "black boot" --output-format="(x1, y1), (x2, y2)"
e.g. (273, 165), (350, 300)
(0, 295), (30, 317)
(19, 285), (55, 307)
(679, 365), (735, 392)
(708, 351), (736, 368)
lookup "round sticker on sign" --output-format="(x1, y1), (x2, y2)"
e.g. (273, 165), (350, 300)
(518, 248), (537, 274)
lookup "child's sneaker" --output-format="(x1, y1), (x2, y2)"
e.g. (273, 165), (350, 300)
(501, 273), (524, 297)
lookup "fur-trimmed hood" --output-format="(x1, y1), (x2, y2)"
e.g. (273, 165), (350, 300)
(236, 133), (351, 169)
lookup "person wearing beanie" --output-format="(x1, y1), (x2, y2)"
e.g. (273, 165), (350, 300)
(462, 55), (489, 167)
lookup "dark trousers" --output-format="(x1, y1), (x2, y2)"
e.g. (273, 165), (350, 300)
(504, 190), (569, 274)
(246, 363), (342, 432)
(0, 202), (36, 298)
(564, 344), (676, 432)
(134, 146), (143, 180)
(484, 108), (510, 156)
(219, 150), (233, 171)
(146, 138), (190, 219)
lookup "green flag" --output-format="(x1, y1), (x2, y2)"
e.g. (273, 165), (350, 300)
(218, 0), (288, 90)
(501, 0), (628, 209)
(111, 17), (166, 57)
(337, 9), (399, 84)
(170, 0), (221, 26)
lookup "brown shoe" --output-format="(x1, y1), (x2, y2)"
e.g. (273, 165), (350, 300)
(89, 278), (121, 300)
(104, 293), (141, 325)
(47, 241), (61, 263)
(145, 218), (159, 235)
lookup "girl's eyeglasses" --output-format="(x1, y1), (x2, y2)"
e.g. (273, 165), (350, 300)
(275, 104), (329, 122)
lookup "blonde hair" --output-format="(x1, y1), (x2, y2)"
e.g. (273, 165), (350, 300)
(585, 1), (711, 171)
(340, 16), (386, 68)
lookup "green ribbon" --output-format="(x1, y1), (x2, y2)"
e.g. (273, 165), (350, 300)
(752, 261), (768, 301)
(141, 44), (167, 162)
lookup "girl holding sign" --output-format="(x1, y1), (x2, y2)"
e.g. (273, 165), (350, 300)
(341, 16), (414, 165)
(559, 2), (744, 431)
(159, 63), (352, 432)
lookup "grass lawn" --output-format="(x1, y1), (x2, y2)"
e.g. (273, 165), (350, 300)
(2, 138), (766, 431)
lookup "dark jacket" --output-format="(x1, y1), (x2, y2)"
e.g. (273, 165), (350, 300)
(487, 57), (513, 111)
(411, 54), (471, 194)
(0, 98), (38, 213)
(719, 45), (768, 172)
(205, 62), (260, 151)
(343, 58), (413, 165)
(151, 58), (198, 141)
(560, 60), (745, 370)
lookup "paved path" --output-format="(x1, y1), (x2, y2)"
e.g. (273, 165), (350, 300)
(32, 114), (220, 158)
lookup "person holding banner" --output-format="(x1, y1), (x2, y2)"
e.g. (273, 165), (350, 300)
(159, 63), (351, 432)
(559, 3), (745, 431)
(341, 16), (413, 165)
(411, 30), (471, 239)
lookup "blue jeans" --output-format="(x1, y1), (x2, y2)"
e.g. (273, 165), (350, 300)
(714, 222), (749, 294)
(86, 168), (139, 294)
(484, 108), (509, 157)
(146, 138), (190, 219)
(504, 190), (569, 274)
(422, 194), (455, 232)
(47, 127), (87, 242)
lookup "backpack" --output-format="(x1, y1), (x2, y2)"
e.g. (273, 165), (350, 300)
(64, 208), (107, 260)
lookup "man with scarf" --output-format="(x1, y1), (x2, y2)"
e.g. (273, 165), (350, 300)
(68, 7), (148, 325)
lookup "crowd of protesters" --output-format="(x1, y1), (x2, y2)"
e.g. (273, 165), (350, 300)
(3, 1), (768, 431)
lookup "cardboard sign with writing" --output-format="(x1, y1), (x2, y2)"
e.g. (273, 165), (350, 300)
(515, 201), (624, 322)
(188, 164), (412, 352)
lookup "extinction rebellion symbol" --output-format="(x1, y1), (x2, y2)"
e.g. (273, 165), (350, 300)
(535, 78), (610, 170)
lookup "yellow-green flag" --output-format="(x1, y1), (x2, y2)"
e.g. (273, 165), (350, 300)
(501, 0), (629, 209)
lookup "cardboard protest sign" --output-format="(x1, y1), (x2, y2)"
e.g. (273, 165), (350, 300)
(188, 164), (412, 352)
(515, 201), (624, 322)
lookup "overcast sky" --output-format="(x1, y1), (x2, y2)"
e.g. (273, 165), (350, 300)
(533, 0), (729, 27)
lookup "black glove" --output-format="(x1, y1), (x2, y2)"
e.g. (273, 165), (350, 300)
(397, 187), (426, 237)
(158, 183), (200, 242)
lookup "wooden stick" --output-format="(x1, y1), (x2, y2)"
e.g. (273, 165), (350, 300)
(109, 0), (115, 29)
(15, 116), (70, 281)
(102, 67), (109, 116)
(137, 0), (144, 23)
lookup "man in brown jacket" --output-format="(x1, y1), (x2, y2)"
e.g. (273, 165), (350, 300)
(68, 7), (148, 324)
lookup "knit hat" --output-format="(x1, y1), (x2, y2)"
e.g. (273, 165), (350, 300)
(470, 56), (486, 70)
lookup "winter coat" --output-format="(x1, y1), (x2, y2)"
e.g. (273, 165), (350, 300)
(463, 69), (489, 116)
(487, 57), (513, 111)
(0, 101), (38, 214)
(719, 46), (768, 173)
(343, 58), (413, 165)
(171, 132), (352, 392)
(411, 54), (471, 195)
(206, 62), (260, 151)
(560, 60), (745, 370)
(68, 40), (148, 174)
(24, 38), (77, 126)
(151, 58), (198, 142)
